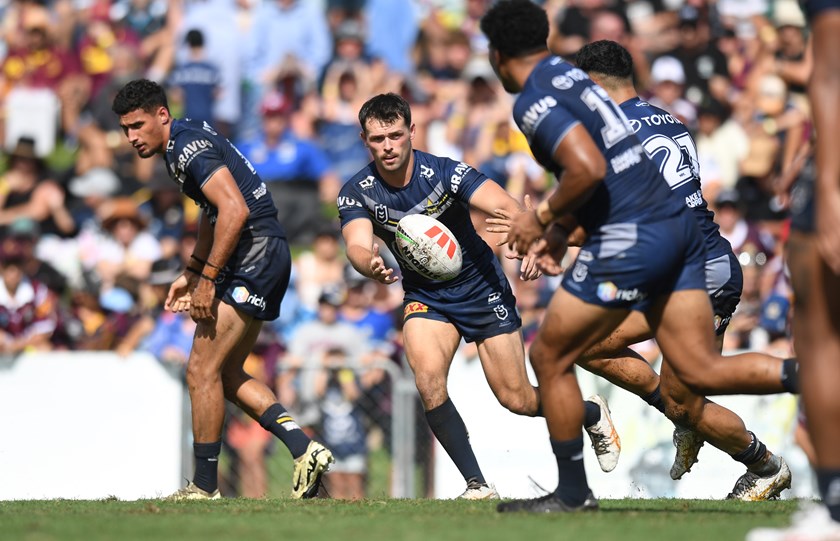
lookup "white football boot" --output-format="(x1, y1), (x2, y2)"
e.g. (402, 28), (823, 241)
(584, 395), (621, 472)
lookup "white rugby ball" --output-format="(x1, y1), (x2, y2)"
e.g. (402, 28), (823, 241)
(395, 214), (462, 281)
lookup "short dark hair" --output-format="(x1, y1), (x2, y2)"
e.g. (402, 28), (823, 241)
(480, 0), (549, 59)
(185, 29), (204, 48)
(358, 93), (412, 132)
(576, 40), (634, 82)
(111, 79), (169, 116)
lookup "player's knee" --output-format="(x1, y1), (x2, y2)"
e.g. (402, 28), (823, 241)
(495, 387), (534, 416)
(413, 371), (447, 405)
(185, 361), (221, 390)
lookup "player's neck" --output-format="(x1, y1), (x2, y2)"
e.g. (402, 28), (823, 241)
(378, 149), (415, 188)
(609, 85), (638, 106)
(509, 50), (551, 92)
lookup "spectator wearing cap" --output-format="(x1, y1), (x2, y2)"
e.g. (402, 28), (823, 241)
(0, 239), (56, 354)
(236, 90), (340, 246)
(0, 136), (75, 238)
(279, 285), (372, 434)
(647, 55), (697, 126)
(770, 0), (809, 105)
(663, 5), (730, 106)
(76, 196), (162, 288)
(167, 29), (221, 129)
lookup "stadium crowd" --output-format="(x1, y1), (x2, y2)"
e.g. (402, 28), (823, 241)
(0, 0), (811, 496)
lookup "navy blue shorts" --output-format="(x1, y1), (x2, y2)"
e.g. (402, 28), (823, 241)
(214, 235), (290, 321)
(801, 0), (840, 18)
(402, 264), (521, 343)
(705, 252), (743, 335)
(562, 211), (706, 312)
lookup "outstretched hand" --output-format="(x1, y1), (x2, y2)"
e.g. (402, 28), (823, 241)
(370, 243), (399, 284)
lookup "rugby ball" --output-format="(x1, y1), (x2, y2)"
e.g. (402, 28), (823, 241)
(395, 214), (462, 281)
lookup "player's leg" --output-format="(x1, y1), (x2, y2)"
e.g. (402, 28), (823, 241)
(498, 287), (629, 512)
(646, 289), (788, 396)
(403, 315), (492, 497)
(171, 299), (252, 499)
(219, 318), (333, 499)
(789, 231), (840, 522)
(659, 359), (790, 499)
(475, 329), (539, 416)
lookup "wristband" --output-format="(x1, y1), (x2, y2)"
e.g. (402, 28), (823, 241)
(204, 260), (222, 271)
(190, 254), (206, 265)
(199, 273), (216, 282)
(185, 266), (201, 276)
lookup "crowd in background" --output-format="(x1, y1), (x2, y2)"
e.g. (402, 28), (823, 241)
(0, 0), (811, 496)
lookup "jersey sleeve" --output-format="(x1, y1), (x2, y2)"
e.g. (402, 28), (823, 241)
(529, 103), (581, 162)
(174, 131), (227, 188)
(442, 157), (489, 201)
(336, 181), (368, 227)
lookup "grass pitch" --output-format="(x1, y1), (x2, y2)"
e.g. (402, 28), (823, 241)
(0, 498), (798, 541)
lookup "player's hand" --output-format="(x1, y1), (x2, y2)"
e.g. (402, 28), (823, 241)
(506, 209), (545, 256)
(816, 188), (840, 274)
(370, 243), (399, 284)
(165, 273), (193, 313)
(486, 194), (535, 247)
(532, 223), (569, 276)
(189, 277), (216, 321)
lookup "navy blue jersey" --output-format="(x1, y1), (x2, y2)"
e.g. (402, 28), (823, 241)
(513, 57), (682, 233)
(620, 97), (731, 260)
(164, 118), (285, 238)
(337, 150), (500, 291)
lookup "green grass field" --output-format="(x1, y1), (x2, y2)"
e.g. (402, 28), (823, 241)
(0, 498), (798, 541)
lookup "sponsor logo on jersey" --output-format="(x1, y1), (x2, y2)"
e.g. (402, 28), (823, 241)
(493, 304), (509, 321)
(628, 119), (642, 133)
(520, 96), (558, 136)
(359, 176), (375, 189)
(420, 165), (435, 180)
(551, 67), (589, 91)
(375, 204), (389, 224)
(610, 145), (644, 174)
(638, 113), (682, 127)
(166, 140), (175, 151)
(232, 286), (266, 309)
(577, 250), (594, 262)
(596, 281), (647, 303)
(449, 162), (471, 193)
(177, 139), (214, 168)
(685, 189), (703, 208)
(202, 121), (218, 135)
(487, 292), (501, 304)
(337, 196), (362, 208)
(252, 182), (267, 200)
(404, 302), (429, 317)
(424, 225), (457, 259)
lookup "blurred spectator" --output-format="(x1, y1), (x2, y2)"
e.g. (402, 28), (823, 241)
(7, 218), (67, 297)
(695, 99), (750, 198)
(365, 0), (418, 75)
(663, 4), (730, 106)
(294, 225), (346, 311)
(316, 346), (367, 500)
(77, 196), (162, 288)
(73, 275), (140, 351)
(280, 286), (371, 433)
(139, 172), (187, 260)
(715, 189), (773, 266)
(0, 239), (56, 354)
(75, 4), (141, 100)
(646, 55), (697, 127)
(236, 90), (339, 246)
(0, 137), (75, 238)
(167, 29), (220, 125)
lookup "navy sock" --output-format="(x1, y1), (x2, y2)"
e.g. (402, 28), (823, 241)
(583, 400), (601, 428)
(817, 468), (840, 523)
(781, 358), (799, 394)
(193, 441), (222, 493)
(259, 403), (310, 459)
(551, 436), (589, 507)
(642, 386), (666, 413)
(731, 431), (772, 472)
(425, 398), (485, 484)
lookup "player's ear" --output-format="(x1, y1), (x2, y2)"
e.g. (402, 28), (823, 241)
(359, 130), (367, 146)
(409, 123), (416, 141)
(158, 106), (170, 125)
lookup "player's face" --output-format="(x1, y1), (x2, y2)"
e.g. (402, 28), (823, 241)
(361, 117), (415, 174)
(489, 47), (522, 94)
(119, 106), (170, 158)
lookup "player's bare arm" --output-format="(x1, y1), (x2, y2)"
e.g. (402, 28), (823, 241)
(467, 181), (541, 280)
(167, 213), (215, 314)
(189, 167), (250, 320)
(342, 218), (398, 284)
(506, 125), (606, 255)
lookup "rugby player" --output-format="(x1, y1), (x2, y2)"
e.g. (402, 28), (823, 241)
(480, 0), (797, 513)
(112, 79), (333, 500)
(337, 92), (619, 499)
